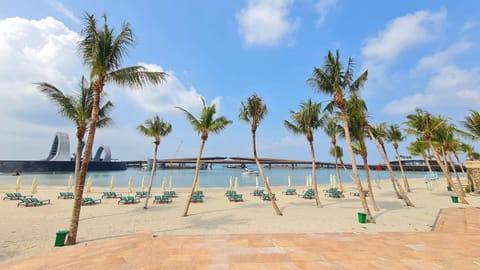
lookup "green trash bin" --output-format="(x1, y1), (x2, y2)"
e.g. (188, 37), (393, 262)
(357, 212), (367, 224)
(450, 196), (459, 203)
(447, 186), (452, 191)
(55, 230), (69, 247)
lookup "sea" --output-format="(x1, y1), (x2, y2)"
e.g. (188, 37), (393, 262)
(0, 165), (431, 189)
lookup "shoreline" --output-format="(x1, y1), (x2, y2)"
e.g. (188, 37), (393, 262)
(1, 177), (479, 262)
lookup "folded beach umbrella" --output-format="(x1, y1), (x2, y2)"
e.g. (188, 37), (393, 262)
(169, 176), (173, 191)
(255, 176), (259, 189)
(195, 177), (200, 191)
(109, 176), (115, 191)
(127, 177), (133, 194)
(86, 177), (92, 194)
(229, 176), (233, 190)
(67, 175), (73, 191)
(332, 175), (336, 187)
(234, 177), (239, 192)
(266, 176), (270, 185)
(306, 175), (309, 188)
(141, 176), (146, 192)
(31, 177), (38, 195)
(288, 175), (291, 188)
(15, 176), (22, 192)
(161, 177), (166, 193)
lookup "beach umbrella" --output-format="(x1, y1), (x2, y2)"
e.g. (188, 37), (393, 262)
(127, 177), (133, 194)
(86, 177), (92, 194)
(332, 175), (336, 187)
(306, 175), (309, 188)
(255, 176), (259, 189)
(266, 176), (270, 185)
(141, 176), (146, 192)
(329, 174), (333, 187)
(234, 177), (239, 192)
(229, 176), (233, 190)
(169, 176), (173, 191)
(15, 176), (22, 192)
(109, 176), (115, 191)
(31, 177), (38, 195)
(67, 175), (73, 191)
(161, 177), (166, 193)
(288, 175), (291, 188)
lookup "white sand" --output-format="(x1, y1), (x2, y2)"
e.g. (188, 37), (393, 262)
(1, 177), (479, 261)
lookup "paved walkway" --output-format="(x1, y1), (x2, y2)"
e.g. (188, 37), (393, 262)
(1, 207), (479, 270)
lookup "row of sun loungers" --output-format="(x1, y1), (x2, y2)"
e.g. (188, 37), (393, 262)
(58, 192), (75, 199)
(225, 190), (243, 202)
(17, 197), (50, 207)
(3, 192), (32, 200)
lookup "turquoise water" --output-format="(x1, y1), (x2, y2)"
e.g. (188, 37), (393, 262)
(0, 165), (431, 188)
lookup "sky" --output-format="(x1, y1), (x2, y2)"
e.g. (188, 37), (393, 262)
(0, 0), (479, 164)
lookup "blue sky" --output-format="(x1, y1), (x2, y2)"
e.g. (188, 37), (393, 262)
(0, 0), (479, 163)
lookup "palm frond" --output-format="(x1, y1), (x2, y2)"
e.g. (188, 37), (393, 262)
(109, 66), (168, 88)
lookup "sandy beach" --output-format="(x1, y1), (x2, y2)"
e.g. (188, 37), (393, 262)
(1, 177), (479, 262)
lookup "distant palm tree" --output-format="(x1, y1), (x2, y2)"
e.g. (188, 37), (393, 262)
(407, 139), (432, 172)
(36, 77), (113, 179)
(284, 99), (325, 207)
(67, 13), (168, 245)
(239, 93), (282, 216)
(137, 115), (172, 209)
(346, 94), (379, 211)
(308, 49), (374, 223)
(323, 116), (345, 191)
(404, 108), (468, 204)
(385, 124), (411, 192)
(461, 110), (480, 139)
(459, 142), (477, 161)
(368, 123), (415, 207)
(177, 97), (231, 216)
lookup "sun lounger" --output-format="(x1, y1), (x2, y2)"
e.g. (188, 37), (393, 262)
(300, 189), (315, 199)
(327, 191), (345, 198)
(14, 193), (32, 199)
(3, 193), (17, 200)
(117, 196), (140, 204)
(17, 197), (36, 207)
(350, 190), (369, 197)
(58, 192), (74, 199)
(252, 189), (264, 196)
(262, 193), (276, 201)
(30, 198), (51, 205)
(164, 191), (177, 198)
(102, 192), (121, 198)
(228, 193), (243, 202)
(81, 197), (101, 205)
(282, 188), (297, 195)
(190, 194), (203, 203)
(153, 195), (172, 204)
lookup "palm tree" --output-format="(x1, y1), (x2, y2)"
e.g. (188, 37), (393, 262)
(407, 139), (433, 172)
(308, 49), (374, 223)
(67, 13), (168, 245)
(239, 93), (282, 216)
(284, 99), (325, 207)
(461, 110), (480, 139)
(330, 145), (355, 181)
(368, 123), (415, 206)
(323, 116), (345, 191)
(36, 77), (113, 179)
(177, 97), (231, 216)
(404, 108), (469, 204)
(459, 142), (477, 161)
(385, 124), (411, 192)
(137, 115), (172, 209)
(346, 94), (379, 211)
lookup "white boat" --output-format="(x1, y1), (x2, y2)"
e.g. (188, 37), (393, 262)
(242, 168), (259, 175)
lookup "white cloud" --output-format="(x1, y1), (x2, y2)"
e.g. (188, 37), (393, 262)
(125, 63), (223, 116)
(362, 10), (446, 63)
(315, 0), (338, 27)
(236, 0), (298, 46)
(416, 41), (472, 70)
(48, 0), (81, 25)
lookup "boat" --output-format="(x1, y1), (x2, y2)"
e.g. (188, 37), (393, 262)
(225, 164), (246, 169)
(241, 168), (259, 175)
(0, 132), (126, 173)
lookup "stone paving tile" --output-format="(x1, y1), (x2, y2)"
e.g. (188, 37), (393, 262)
(1, 207), (480, 269)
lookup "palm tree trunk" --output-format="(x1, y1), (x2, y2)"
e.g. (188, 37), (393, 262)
(340, 112), (374, 223)
(66, 83), (102, 245)
(144, 143), (158, 209)
(253, 132), (282, 216)
(428, 140), (469, 204)
(362, 154), (379, 211)
(332, 143), (344, 192)
(309, 141), (322, 207)
(74, 132), (84, 182)
(395, 147), (411, 192)
(453, 151), (466, 175)
(422, 152), (433, 172)
(183, 139), (206, 216)
(448, 153), (465, 197)
(368, 129), (415, 206)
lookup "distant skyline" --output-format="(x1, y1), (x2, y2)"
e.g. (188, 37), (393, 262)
(0, 0), (479, 163)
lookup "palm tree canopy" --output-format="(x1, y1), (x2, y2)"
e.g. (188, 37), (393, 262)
(79, 13), (167, 91)
(323, 116), (344, 142)
(284, 99), (324, 142)
(239, 93), (268, 133)
(407, 139), (429, 157)
(346, 94), (369, 142)
(330, 145), (344, 159)
(461, 110), (480, 140)
(36, 76), (114, 130)
(137, 115), (172, 144)
(385, 124), (405, 149)
(177, 97), (231, 141)
(307, 49), (368, 111)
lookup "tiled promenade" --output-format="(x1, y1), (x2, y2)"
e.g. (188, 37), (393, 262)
(1, 207), (479, 270)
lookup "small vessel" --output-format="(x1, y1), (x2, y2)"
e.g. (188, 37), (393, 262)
(242, 168), (259, 175)
(225, 164), (246, 169)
